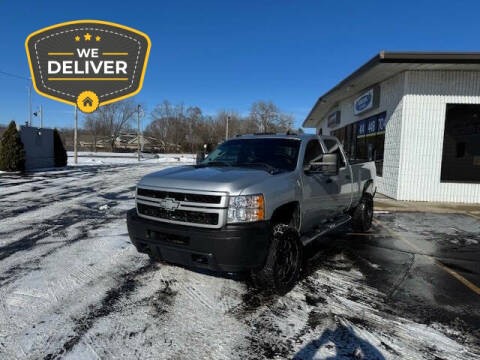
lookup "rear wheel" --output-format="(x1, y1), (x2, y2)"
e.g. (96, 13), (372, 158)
(351, 194), (374, 232)
(251, 224), (302, 295)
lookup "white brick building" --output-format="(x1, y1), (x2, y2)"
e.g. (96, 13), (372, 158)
(303, 52), (480, 203)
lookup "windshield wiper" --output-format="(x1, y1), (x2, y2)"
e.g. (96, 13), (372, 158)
(236, 162), (280, 174)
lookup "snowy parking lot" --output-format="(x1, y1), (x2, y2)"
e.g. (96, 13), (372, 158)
(1, 154), (479, 359)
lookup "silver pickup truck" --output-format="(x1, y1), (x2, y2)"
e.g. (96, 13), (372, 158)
(127, 133), (376, 293)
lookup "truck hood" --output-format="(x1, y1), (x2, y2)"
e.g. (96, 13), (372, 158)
(138, 165), (282, 194)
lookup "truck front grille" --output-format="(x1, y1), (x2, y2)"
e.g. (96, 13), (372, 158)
(136, 187), (227, 228)
(137, 203), (219, 225)
(137, 188), (221, 204)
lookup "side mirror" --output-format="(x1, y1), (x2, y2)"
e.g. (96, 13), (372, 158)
(308, 153), (338, 176)
(196, 151), (206, 164)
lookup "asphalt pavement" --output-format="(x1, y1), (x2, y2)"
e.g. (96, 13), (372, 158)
(307, 211), (480, 346)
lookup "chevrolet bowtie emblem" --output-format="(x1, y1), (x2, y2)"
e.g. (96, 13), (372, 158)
(159, 198), (180, 211)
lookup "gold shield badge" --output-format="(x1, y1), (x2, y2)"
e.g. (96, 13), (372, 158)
(25, 20), (151, 113)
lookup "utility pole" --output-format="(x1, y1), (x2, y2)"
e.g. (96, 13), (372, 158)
(137, 104), (141, 162)
(226, 115), (230, 140)
(33, 105), (43, 128)
(74, 105), (78, 164)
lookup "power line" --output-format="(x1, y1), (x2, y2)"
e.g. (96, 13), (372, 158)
(0, 70), (29, 81)
(0, 69), (33, 125)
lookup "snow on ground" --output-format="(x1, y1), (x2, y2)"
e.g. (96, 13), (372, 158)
(0, 154), (478, 359)
(68, 151), (195, 165)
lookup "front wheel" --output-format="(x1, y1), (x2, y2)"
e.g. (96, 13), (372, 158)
(251, 224), (302, 295)
(351, 194), (374, 232)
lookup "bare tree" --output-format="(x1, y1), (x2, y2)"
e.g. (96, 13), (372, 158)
(85, 99), (138, 151)
(84, 116), (107, 151)
(249, 101), (293, 132)
(213, 110), (244, 140)
(141, 99), (297, 153)
(147, 101), (189, 151)
(186, 106), (203, 152)
(277, 113), (294, 132)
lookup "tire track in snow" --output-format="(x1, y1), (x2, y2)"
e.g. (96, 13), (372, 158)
(0, 163), (148, 273)
(1, 160), (196, 358)
(0, 206), (120, 261)
(0, 164), (138, 226)
(0, 211), (124, 287)
(0, 174), (138, 285)
(43, 263), (158, 360)
(1, 185), (109, 227)
(60, 271), (184, 359)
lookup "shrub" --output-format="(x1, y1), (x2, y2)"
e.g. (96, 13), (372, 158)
(0, 121), (25, 172)
(53, 128), (68, 167)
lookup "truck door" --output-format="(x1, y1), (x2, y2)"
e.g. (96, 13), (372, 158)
(321, 138), (352, 212)
(301, 138), (337, 231)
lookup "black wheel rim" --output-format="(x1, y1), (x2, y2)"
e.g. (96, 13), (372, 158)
(275, 232), (299, 286)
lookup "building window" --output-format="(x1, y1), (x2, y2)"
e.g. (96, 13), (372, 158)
(456, 142), (466, 158)
(441, 104), (480, 183)
(331, 112), (386, 176)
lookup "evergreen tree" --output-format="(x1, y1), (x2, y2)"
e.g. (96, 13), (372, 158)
(0, 121), (25, 172)
(53, 128), (68, 167)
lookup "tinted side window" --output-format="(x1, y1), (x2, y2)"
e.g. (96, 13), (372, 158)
(303, 139), (323, 165)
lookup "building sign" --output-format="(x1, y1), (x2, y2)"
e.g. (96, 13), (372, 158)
(366, 116), (377, 134)
(26, 20), (151, 113)
(356, 111), (387, 137)
(377, 112), (387, 132)
(357, 119), (366, 136)
(327, 110), (341, 128)
(353, 86), (380, 115)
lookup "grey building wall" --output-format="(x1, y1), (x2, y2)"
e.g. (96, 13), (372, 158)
(398, 70), (480, 202)
(19, 126), (54, 170)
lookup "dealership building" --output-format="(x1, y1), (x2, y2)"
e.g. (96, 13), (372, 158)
(303, 52), (480, 203)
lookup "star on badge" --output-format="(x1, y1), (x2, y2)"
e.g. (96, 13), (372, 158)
(84, 32), (92, 41)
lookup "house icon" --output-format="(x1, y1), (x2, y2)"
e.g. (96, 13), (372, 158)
(83, 97), (93, 107)
(76, 91), (99, 113)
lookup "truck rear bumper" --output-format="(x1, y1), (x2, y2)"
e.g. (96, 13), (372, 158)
(126, 208), (271, 273)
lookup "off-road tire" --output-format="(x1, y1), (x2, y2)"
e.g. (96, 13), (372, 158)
(251, 224), (302, 295)
(351, 194), (374, 232)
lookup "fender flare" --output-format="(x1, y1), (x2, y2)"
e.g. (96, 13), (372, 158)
(362, 179), (376, 197)
(270, 201), (301, 232)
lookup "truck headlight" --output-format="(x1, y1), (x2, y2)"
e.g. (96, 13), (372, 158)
(227, 194), (265, 223)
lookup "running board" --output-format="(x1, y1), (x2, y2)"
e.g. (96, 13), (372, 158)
(300, 215), (352, 246)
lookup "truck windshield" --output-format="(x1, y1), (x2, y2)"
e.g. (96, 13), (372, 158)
(200, 138), (301, 173)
